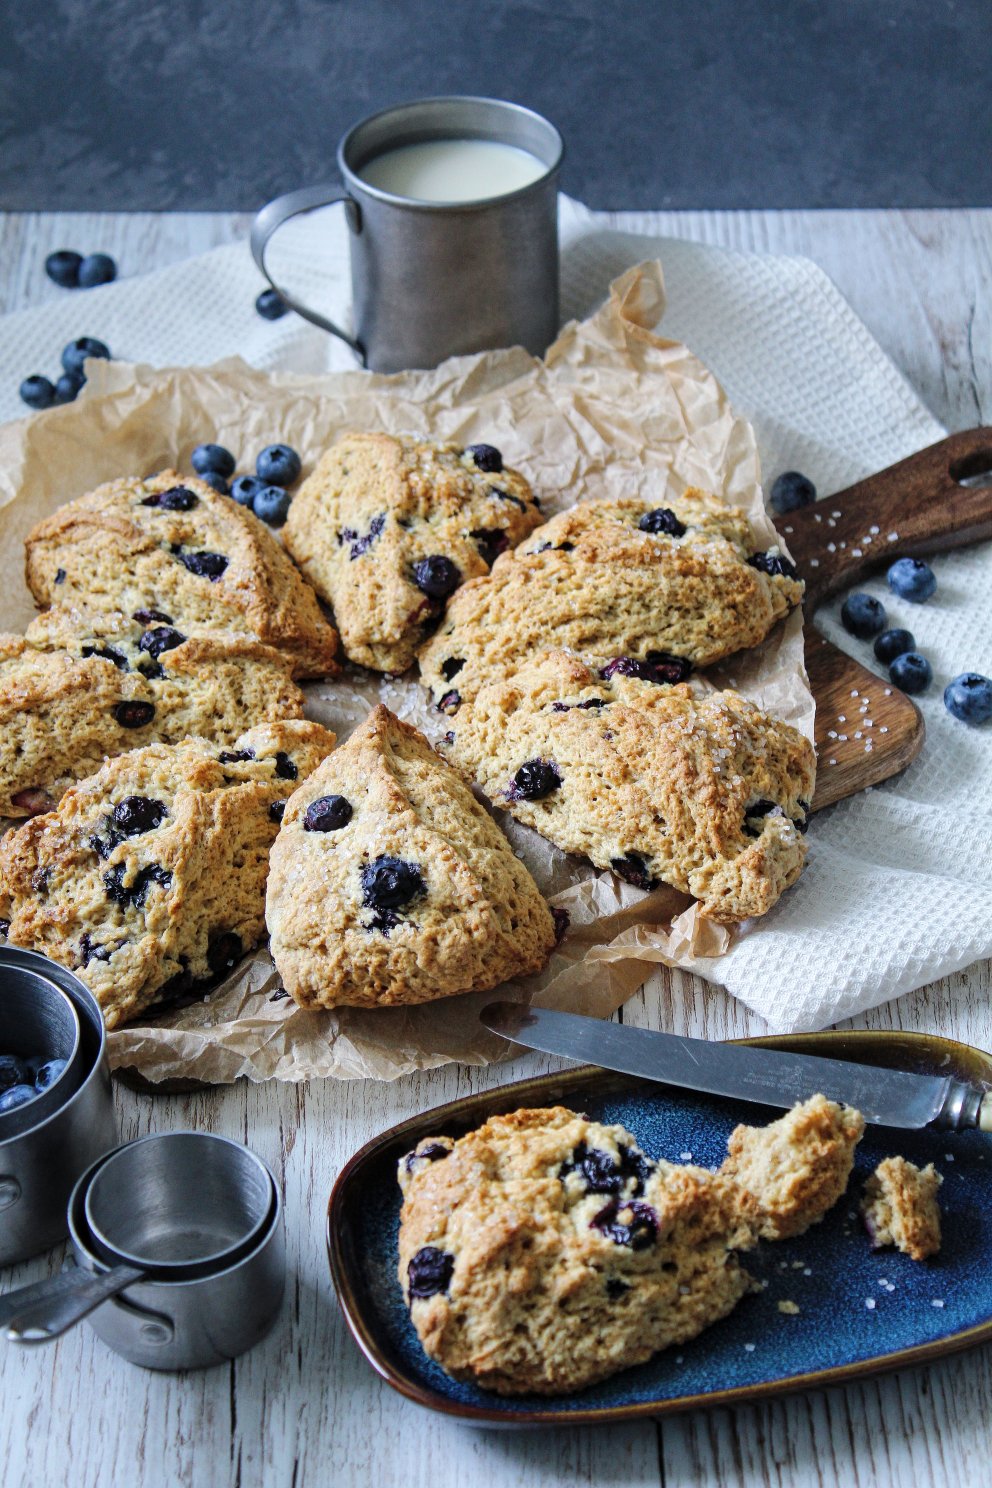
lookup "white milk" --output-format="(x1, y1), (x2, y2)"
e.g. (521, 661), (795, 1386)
(359, 138), (546, 203)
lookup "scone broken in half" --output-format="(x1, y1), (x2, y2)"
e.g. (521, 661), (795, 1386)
(284, 433), (543, 672)
(861, 1156), (942, 1261)
(0, 720), (336, 1028)
(265, 705), (556, 1009)
(441, 650), (816, 921)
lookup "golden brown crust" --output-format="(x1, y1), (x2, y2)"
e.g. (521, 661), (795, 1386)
(861, 1156), (942, 1261)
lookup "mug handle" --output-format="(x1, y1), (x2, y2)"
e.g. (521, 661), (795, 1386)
(250, 185), (366, 363)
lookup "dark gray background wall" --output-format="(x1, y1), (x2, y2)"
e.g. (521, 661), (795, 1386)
(0, 0), (987, 211)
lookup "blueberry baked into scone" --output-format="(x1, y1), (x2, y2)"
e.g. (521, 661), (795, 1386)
(0, 720), (336, 1028)
(24, 470), (339, 679)
(265, 704), (557, 1009)
(419, 491), (803, 711)
(861, 1156), (942, 1261)
(0, 608), (305, 817)
(283, 433), (543, 673)
(440, 651), (816, 922)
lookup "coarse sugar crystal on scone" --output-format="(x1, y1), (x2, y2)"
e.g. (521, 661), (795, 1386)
(265, 704), (556, 1010)
(440, 650), (815, 922)
(0, 720), (336, 1028)
(23, 469), (339, 678)
(396, 1106), (757, 1396)
(419, 490), (803, 710)
(0, 607), (306, 817)
(283, 432), (544, 673)
(720, 1095), (865, 1240)
(861, 1156), (942, 1261)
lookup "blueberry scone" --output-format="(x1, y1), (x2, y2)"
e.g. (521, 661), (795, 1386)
(440, 651), (816, 922)
(266, 704), (556, 1009)
(397, 1106), (756, 1395)
(283, 433), (543, 672)
(0, 720), (336, 1028)
(24, 470), (339, 678)
(419, 491), (804, 710)
(0, 608), (305, 817)
(861, 1156), (942, 1261)
(720, 1095), (865, 1240)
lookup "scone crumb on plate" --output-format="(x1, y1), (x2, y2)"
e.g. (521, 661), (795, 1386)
(777, 1299), (801, 1315)
(860, 1156), (942, 1262)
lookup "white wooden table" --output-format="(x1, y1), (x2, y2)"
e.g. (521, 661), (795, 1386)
(0, 209), (990, 1488)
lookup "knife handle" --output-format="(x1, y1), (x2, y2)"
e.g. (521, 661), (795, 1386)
(979, 1096), (992, 1134)
(934, 1082), (992, 1132)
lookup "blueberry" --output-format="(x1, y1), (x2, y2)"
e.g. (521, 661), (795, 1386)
(61, 337), (110, 376)
(253, 485), (291, 526)
(303, 795), (353, 832)
(465, 443), (503, 472)
(0, 919), (8, 938)
(255, 288), (288, 321)
(509, 759), (562, 801)
(54, 569), (66, 584)
(742, 799), (785, 837)
(113, 795), (167, 835)
(0, 1054), (30, 1092)
(340, 513), (386, 559)
(34, 1058), (67, 1092)
(551, 906), (570, 943)
(770, 470), (817, 514)
(590, 1198), (658, 1249)
(748, 550), (799, 580)
(638, 507), (686, 538)
(412, 555), (461, 599)
(231, 475), (265, 507)
(0, 1084), (36, 1114)
(402, 1141), (451, 1174)
(139, 625), (185, 659)
(54, 371), (85, 405)
(610, 852), (658, 890)
(944, 672), (992, 725)
(179, 550), (228, 580)
(268, 800), (287, 824)
(191, 443), (236, 478)
(79, 933), (111, 966)
(841, 592), (887, 640)
(207, 932), (242, 977)
(440, 657), (465, 681)
(438, 690), (461, 714)
(887, 557), (937, 603)
(142, 484), (199, 511)
(470, 528), (509, 567)
(77, 253), (117, 288)
(104, 862), (171, 908)
(218, 748), (255, 764)
(132, 608), (172, 625)
(605, 1279), (630, 1300)
(274, 752), (297, 780)
(890, 652), (932, 695)
(19, 374), (56, 410)
(871, 627), (915, 664)
(45, 249), (82, 287)
(112, 700), (156, 729)
(407, 1246), (454, 1299)
(361, 855), (425, 910)
(600, 654), (693, 686)
(256, 443), (301, 487)
(80, 642), (128, 671)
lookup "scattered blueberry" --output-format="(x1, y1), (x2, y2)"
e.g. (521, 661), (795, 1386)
(590, 1198), (658, 1250)
(191, 443), (236, 478)
(253, 484), (291, 526)
(112, 700), (156, 729)
(841, 592), (887, 640)
(407, 1246), (454, 1299)
(113, 795), (167, 836)
(0, 1084), (36, 1114)
(304, 795), (353, 832)
(412, 555), (461, 599)
(610, 852), (658, 890)
(638, 507), (686, 538)
(179, 550), (229, 580)
(465, 443), (503, 472)
(142, 484), (199, 511)
(887, 557), (937, 603)
(361, 855), (425, 911)
(873, 628), (915, 664)
(207, 932), (242, 978)
(19, 374), (56, 410)
(45, 249), (82, 287)
(231, 475), (265, 507)
(255, 287), (288, 321)
(256, 443), (301, 487)
(509, 759), (562, 801)
(77, 253), (117, 288)
(33, 1059), (67, 1092)
(0, 1054), (30, 1092)
(54, 371), (85, 405)
(61, 337), (110, 376)
(139, 625), (186, 659)
(944, 672), (992, 725)
(890, 652), (932, 695)
(748, 550), (799, 580)
(199, 470), (230, 495)
(770, 470), (816, 514)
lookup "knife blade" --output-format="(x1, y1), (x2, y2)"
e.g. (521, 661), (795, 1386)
(481, 1002), (992, 1132)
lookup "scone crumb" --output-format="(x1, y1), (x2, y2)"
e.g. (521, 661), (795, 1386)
(777, 1299), (801, 1315)
(860, 1156), (942, 1262)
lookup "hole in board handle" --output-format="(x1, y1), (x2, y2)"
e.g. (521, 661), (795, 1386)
(950, 449), (992, 489)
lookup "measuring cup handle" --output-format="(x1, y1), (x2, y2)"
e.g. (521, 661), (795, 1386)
(5, 1263), (146, 1343)
(250, 185), (366, 362)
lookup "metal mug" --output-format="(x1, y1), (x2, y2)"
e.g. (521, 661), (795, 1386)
(251, 95), (564, 373)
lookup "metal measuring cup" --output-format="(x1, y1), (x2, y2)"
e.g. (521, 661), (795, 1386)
(0, 965), (82, 1140)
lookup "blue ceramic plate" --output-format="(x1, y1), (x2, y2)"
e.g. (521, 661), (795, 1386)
(326, 1031), (992, 1425)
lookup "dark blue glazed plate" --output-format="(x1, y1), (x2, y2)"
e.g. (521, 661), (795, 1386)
(326, 1031), (992, 1425)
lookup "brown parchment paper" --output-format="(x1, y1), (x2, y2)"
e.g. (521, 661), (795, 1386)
(0, 262), (812, 1083)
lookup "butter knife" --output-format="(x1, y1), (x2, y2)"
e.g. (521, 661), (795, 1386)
(481, 1002), (992, 1132)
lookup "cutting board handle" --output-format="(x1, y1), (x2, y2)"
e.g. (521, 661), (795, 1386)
(783, 427), (992, 607)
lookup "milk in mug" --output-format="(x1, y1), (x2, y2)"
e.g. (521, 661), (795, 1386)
(359, 137), (546, 203)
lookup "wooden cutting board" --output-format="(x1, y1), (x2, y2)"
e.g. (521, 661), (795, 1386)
(789, 428), (992, 811)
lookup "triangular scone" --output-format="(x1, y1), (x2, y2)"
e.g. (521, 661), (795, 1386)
(266, 705), (556, 1009)
(283, 433), (544, 672)
(0, 608), (305, 816)
(419, 490), (803, 710)
(0, 720), (336, 1028)
(24, 470), (339, 678)
(441, 651), (815, 922)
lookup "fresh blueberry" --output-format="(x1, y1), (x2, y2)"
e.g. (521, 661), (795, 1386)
(465, 443), (503, 472)
(509, 759), (562, 801)
(0, 1054), (30, 1092)
(361, 856), (425, 911)
(890, 651), (932, 695)
(179, 550), (229, 580)
(253, 485), (291, 526)
(255, 288), (288, 321)
(256, 443), (301, 487)
(34, 1059), (67, 1092)
(231, 475), (265, 507)
(407, 1246), (454, 1298)
(77, 253), (117, 288)
(113, 795), (167, 835)
(304, 795), (353, 832)
(944, 672), (992, 725)
(45, 249), (82, 287)
(887, 557), (937, 603)
(139, 625), (186, 659)
(841, 592), (887, 639)
(191, 443), (236, 478)
(0, 1084), (36, 1114)
(61, 337), (110, 376)
(748, 550), (799, 580)
(199, 470), (230, 495)
(873, 627), (916, 665)
(19, 375), (56, 410)
(112, 700), (156, 729)
(142, 484), (199, 511)
(412, 555), (461, 599)
(770, 470), (817, 514)
(638, 507), (686, 538)
(54, 371), (85, 405)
